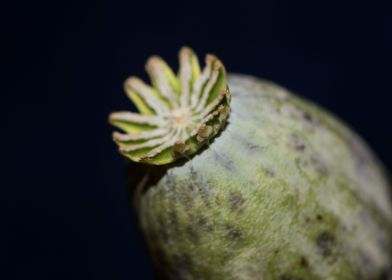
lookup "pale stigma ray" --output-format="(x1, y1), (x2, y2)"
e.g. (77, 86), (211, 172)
(119, 131), (176, 152)
(109, 111), (164, 126)
(125, 77), (170, 116)
(113, 128), (168, 142)
(146, 56), (180, 108)
(194, 64), (220, 112)
(190, 55), (215, 109)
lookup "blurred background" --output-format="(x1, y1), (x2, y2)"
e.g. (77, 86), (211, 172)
(4, 1), (392, 279)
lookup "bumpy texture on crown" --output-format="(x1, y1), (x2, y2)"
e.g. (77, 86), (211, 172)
(109, 47), (231, 165)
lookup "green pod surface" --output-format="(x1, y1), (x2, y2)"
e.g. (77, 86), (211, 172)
(128, 74), (392, 280)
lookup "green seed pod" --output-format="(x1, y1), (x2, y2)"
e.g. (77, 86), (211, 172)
(109, 48), (392, 279)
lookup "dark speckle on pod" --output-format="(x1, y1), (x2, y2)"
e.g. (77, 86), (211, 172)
(230, 130), (264, 155)
(290, 133), (306, 152)
(188, 182), (194, 191)
(310, 154), (329, 176)
(295, 158), (308, 170)
(178, 189), (194, 211)
(303, 111), (313, 123)
(317, 231), (335, 257)
(225, 224), (243, 241)
(196, 215), (213, 232)
(196, 183), (211, 207)
(262, 166), (275, 177)
(211, 148), (235, 171)
(189, 165), (198, 182)
(300, 256), (309, 268)
(228, 191), (245, 213)
(316, 214), (323, 221)
(189, 167), (211, 206)
(245, 141), (263, 152)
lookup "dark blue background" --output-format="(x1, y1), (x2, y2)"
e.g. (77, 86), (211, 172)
(4, 1), (392, 279)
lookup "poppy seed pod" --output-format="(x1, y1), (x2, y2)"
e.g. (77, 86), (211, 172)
(109, 48), (392, 280)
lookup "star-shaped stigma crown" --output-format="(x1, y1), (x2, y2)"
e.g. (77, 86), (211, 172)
(109, 47), (231, 165)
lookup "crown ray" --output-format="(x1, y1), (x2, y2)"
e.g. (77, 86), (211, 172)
(146, 56), (180, 108)
(124, 77), (171, 116)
